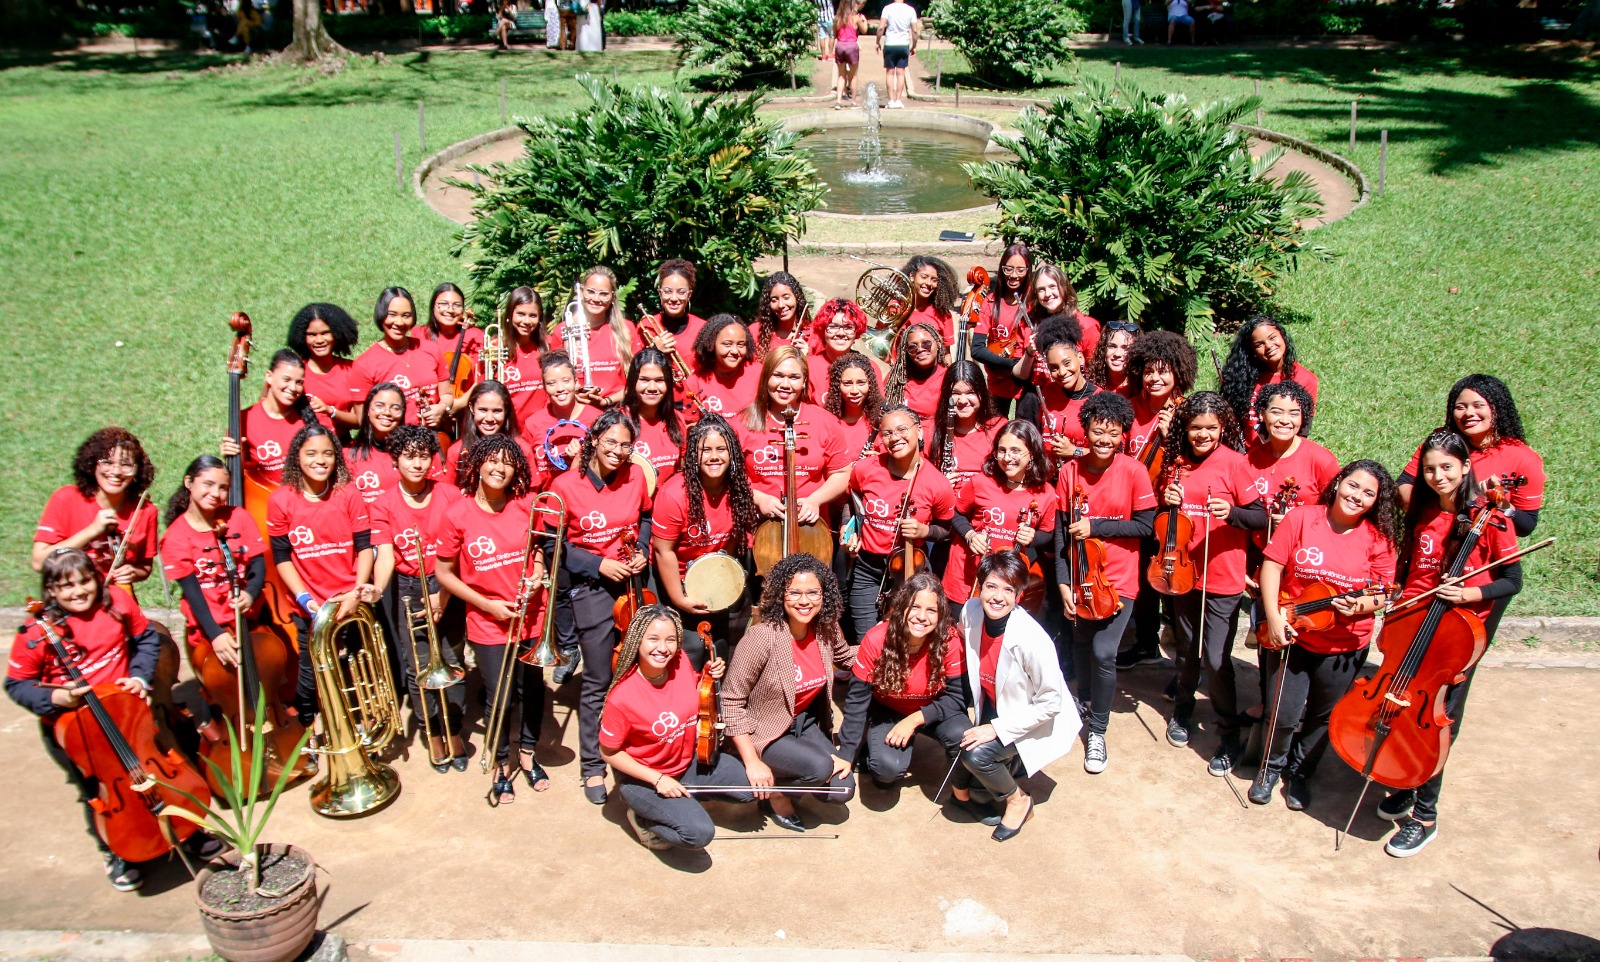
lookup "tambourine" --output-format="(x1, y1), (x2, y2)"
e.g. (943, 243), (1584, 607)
(542, 419), (589, 472)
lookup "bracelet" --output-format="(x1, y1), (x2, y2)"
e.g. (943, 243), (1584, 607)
(296, 592), (315, 613)
(653, 773), (665, 789)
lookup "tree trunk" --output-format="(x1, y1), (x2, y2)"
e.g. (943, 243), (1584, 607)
(283, 0), (351, 61)
(1571, 0), (1599, 37)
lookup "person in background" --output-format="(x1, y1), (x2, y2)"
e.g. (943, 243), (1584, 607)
(815, 0), (837, 94)
(1167, 0), (1197, 44)
(497, 0), (518, 50)
(559, 0), (579, 49)
(230, 0), (261, 54)
(545, 0), (560, 48)
(833, 0), (867, 108)
(877, 0), (919, 109)
(1123, 0), (1144, 43)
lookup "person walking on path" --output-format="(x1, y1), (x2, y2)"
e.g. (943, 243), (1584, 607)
(833, 0), (867, 108)
(877, 0), (919, 108)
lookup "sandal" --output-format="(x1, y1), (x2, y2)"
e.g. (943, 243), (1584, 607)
(103, 854), (143, 892)
(521, 751), (551, 792)
(489, 773), (516, 807)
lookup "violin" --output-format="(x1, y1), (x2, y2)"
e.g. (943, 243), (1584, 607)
(1328, 476), (1525, 794)
(1135, 396), (1181, 483)
(1264, 475), (1302, 545)
(693, 622), (722, 767)
(1017, 499), (1047, 615)
(190, 520), (314, 797)
(881, 458), (929, 602)
(1063, 467), (1121, 621)
(1147, 465), (1197, 596)
(610, 530), (658, 635)
(953, 266), (989, 366)
(1253, 580), (1395, 648)
(25, 600), (211, 864)
(437, 307), (479, 451)
(751, 408), (834, 574)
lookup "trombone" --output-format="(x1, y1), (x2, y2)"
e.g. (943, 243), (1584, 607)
(401, 537), (465, 769)
(480, 491), (571, 776)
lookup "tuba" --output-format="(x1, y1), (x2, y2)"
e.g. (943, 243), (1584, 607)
(306, 601), (402, 818)
(853, 259), (914, 361)
(401, 538), (466, 770)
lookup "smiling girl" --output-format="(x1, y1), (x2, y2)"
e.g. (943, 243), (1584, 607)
(287, 303), (363, 432)
(344, 383), (408, 506)
(548, 266), (638, 408)
(752, 271), (810, 360)
(688, 314), (762, 419)
(947, 420), (1056, 606)
(352, 287), (450, 430)
(623, 347), (684, 489)
(1219, 315), (1319, 436)
(34, 428), (160, 587)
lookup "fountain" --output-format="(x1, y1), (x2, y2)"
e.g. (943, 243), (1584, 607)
(844, 84), (899, 187)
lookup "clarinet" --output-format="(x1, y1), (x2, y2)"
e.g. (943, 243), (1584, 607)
(941, 406), (957, 480)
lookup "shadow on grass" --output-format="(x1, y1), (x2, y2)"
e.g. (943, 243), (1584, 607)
(0, 50), (233, 75)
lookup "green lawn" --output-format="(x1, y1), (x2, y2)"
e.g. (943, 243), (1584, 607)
(0, 44), (1595, 615)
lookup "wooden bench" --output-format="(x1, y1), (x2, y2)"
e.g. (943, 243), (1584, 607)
(488, 10), (547, 42)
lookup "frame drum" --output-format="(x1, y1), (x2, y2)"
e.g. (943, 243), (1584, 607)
(629, 454), (658, 496)
(682, 553), (745, 613)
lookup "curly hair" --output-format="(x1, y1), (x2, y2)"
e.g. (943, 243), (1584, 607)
(681, 414), (759, 554)
(691, 313), (751, 376)
(742, 345), (810, 432)
(810, 297), (868, 344)
(1127, 329), (1198, 398)
(1078, 390), (1136, 435)
(657, 258), (697, 290)
(624, 347), (684, 451)
(901, 255), (960, 315)
(1028, 262), (1080, 317)
(982, 419), (1050, 488)
(386, 423), (441, 462)
(874, 572), (955, 699)
(883, 321), (946, 407)
(1087, 320), (1142, 389)
(346, 381), (407, 464)
(372, 287), (416, 334)
(1319, 458), (1402, 549)
(1252, 380), (1316, 442)
(927, 361), (996, 463)
(165, 454), (228, 525)
(72, 427), (156, 500)
(1219, 315), (1301, 430)
(1446, 373), (1525, 443)
(287, 303), (359, 359)
(754, 553), (846, 652)
(457, 434), (534, 498)
(1033, 312), (1084, 355)
(606, 603), (683, 696)
(280, 423), (351, 494)
(1162, 391), (1245, 466)
(578, 408), (640, 480)
(822, 351), (884, 429)
(753, 272), (809, 359)
(1397, 430), (1482, 586)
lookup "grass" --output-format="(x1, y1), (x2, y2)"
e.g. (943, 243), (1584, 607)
(0, 43), (1595, 615)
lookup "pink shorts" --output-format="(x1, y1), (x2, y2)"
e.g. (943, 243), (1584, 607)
(835, 39), (860, 65)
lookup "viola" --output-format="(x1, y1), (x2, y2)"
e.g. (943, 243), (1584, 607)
(1328, 476), (1524, 795)
(1264, 475), (1302, 545)
(693, 623), (722, 767)
(436, 307), (479, 451)
(190, 520), (314, 797)
(1253, 581), (1395, 648)
(1063, 466), (1121, 621)
(1134, 396), (1181, 483)
(752, 408), (833, 574)
(26, 601), (210, 864)
(1147, 466), (1197, 596)
(965, 500), (1046, 615)
(610, 529), (658, 635)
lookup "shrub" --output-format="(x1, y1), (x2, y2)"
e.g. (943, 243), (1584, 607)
(452, 76), (825, 316)
(965, 78), (1328, 337)
(323, 13), (491, 43)
(926, 0), (1084, 88)
(675, 0), (816, 89)
(604, 8), (684, 35)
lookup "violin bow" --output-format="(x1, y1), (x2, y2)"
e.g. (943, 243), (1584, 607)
(1383, 537), (1554, 616)
(106, 491), (151, 580)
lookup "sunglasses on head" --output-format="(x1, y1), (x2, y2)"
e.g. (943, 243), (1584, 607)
(1106, 321), (1141, 335)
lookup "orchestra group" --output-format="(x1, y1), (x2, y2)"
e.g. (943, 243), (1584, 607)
(9, 249), (1547, 889)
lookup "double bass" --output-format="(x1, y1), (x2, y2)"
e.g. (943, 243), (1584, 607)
(1062, 467), (1121, 621)
(25, 600), (211, 863)
(752, 408), (834, 574)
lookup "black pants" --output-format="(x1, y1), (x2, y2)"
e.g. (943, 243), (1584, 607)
(292, 611), (316, 725)
(1071, 600), (1135, 735)
(556, 579), (623, 778)
(858, 702), (971, 782)
(617, 753), (755, 849)
(470, 640), (544, 764)
(671, 598), (751, 671)
(761, 709), (857, 802)
(383, 573), (467, 738)
(959, 703), (1024, 799)
(40, 723), (110, 857)
(1131, 538), (1167, 651)
(843, 550), (891, 644)
(1172, 590), (1244, 740)
(1261, 644), (1369, 779)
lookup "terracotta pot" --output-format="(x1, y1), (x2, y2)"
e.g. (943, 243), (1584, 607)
(195, 843), (319, 962)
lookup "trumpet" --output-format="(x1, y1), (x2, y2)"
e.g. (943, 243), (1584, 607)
(561, 284), (593, 392)
(481, 491), (571, 777)
(401, 538), (465, 770)
(636, 308), (693, 386)
(306, 601), (402, 818)
(480, 311), (509, 383)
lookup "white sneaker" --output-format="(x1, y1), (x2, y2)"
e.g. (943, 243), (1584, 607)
(1084, 732), (1108, 774)
(626, 809), (673, 851)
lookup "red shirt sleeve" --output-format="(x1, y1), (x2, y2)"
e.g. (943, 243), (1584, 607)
(34, 486), (80, 545)
(266, 487), (291, 538)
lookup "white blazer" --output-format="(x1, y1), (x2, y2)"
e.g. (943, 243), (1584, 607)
(960, 598), (1081, 776)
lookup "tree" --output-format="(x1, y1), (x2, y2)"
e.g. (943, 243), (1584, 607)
(1572, 0), (1599, 38)
(925, 0), (1084, 88)
(283, 0), (349, 61)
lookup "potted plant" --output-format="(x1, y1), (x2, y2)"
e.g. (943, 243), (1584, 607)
(166, 690), (319, 962)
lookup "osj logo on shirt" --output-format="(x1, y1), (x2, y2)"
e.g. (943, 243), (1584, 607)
(685, 521), (706, 541)
(578, 510), (607, 532)
(355, 471), (380, 490)
(864, 497), (893, 519)
(705, 396), (723, 412)
(753, 445), (782, 467)
(650, 711), (683, 739)
(1419, 533), (1436, 557)
(391, 373), (413, 389)
(502, 367), (521, 383)
(979, 506), (1006, 528)
(256, 440), (282, 459)
(1254, 477), (1270, 496)
(1294, 546), (1325, 566)
(466, 535), (497, 559)
(634, 440), (652, 459)
(394, 527), (418, 551)
(288, 526), (316, 547)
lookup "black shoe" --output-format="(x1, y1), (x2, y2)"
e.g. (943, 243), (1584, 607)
(762, 801), (806, 833)
(523, 757), (550, 791)
(1377, 790), (1415, 822)
(1115, 646), (1162, 669)
(187, 832), (226, 861)
(990, 794), (1033, 842)
(550, 651), (581, 685)
(1248, 769), (1280, 805)
(451, 752), (471, 773)
(583, 776), (608, 805)
(103, 854), (143, 892)
(431, 757), (452, 774)
(1165, 715), (1189, 747)
(1385, 818), (1438, 858)
(1207, 739), (1239, 777)
(489, 776), (515, 807)
(950, 795), (1003, 826)
(1284, 773), (1310, 811)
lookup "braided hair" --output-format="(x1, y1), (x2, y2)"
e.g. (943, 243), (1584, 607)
(681, 414), (759, 555)
(607, 603), (683, 697)
(754, 554), (846, 654)
(883, 321), (946, 407)
(753, 272), (809, 359)
(874, 572), (955, 699)
(1220, 314), (1301, 430)
(1161, 391), (1245, 467)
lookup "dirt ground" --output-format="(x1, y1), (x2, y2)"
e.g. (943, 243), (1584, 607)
(1, 610), (1595, 959)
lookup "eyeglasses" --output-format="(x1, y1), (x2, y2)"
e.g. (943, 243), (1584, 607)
(657, 287), (691, 298)
(785, 589), (823, 602)
(881, 425), (919, 440)
(825, 323), (856, 334)
(1001, 266), (1030, 277)
(97, 460), (138, 474)
(597, 439), (634, 454)
(582, 287), (614, 300)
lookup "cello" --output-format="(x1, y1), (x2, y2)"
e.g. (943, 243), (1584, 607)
(1062, 466), (1121, 621)
(1328, 476), (1524, 840)
(751, 408), (834, 573)
(952, 266), (989, 366)
(693, 623), (722, 767)
(25, 600), (211, 864)
(1147, 465), (1197, 596)
(191, 520), (314, 797)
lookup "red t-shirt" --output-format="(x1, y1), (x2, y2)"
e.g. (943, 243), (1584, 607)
(35, 485), (160, 574)
(836, 413), (878, 465)
(547, 321), (637, 399)
(899, 364), (947, 421)
(522, 403), (594, 485)
(351, 341), (447, 421)
(436, 493), (538, 645)
(652, 474), (738, 578)
(978, 627), (1003, 707)
(1245, 437), (1340, 550)
(598, 650), (699, 777)
(499, 344), (546, 426)
(1245, 365), (1320, 434)
(1399, 502), (1519, 623)
(1262, 507), (1396, 654)
(1074, 310), (1103, 363)
(160, 508), (266, 641)
(1402, 438), (1546, 514)
(925, 417), (1005, 498)
(637, 312), (707, 358)
(687, 363), (763, 419)
(849, 456), (957, 556)
(633, 413), (681, 490)
(345, 446), (399, 506)
(1038, 382), (1099, 452)
(1060, 453), (1157, 601)
(805, 350), (847, 403)
(851, 622), (965, 716)
(945, 473), (1057, 602)
(240, 404), (310, 486)
(414, 324), (485, 378)
(442, 435), (538, 491)
(792, 629), (826, 715)
(906, 304), (955, 348)
(302, 357), (363, 414)
(266, 483), (371, 602)
(1126, 394), (1172, 461)
(370, 482), (463, 578)
(1173, 447), (1262, 596)
(549, 464), (652, 562)
(8, 587), (147, 690)
(737, 404), (849, 500)
(973, 296), (1031, 400)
